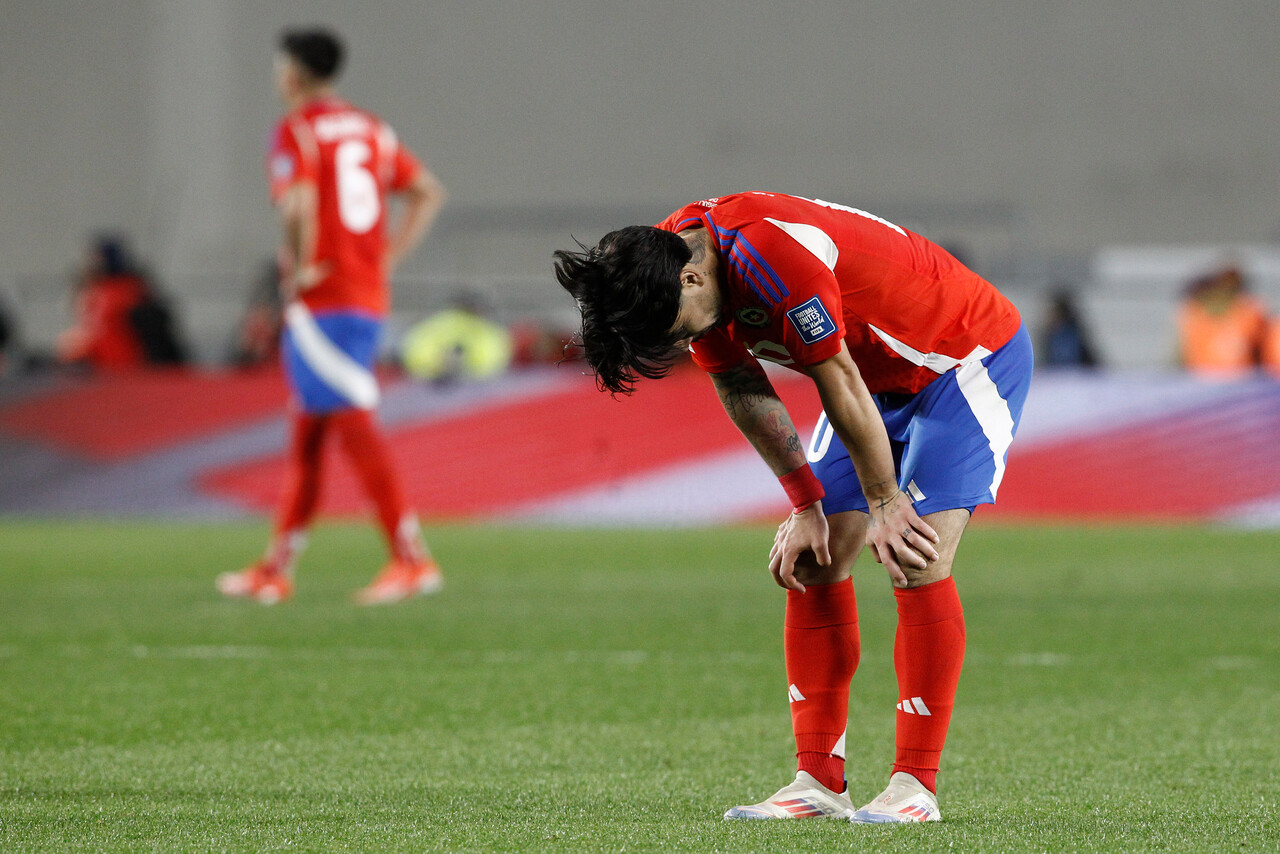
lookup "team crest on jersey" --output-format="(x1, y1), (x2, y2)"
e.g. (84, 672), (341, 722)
(786, 297), (837, 344)
(736, 307), (770, 327)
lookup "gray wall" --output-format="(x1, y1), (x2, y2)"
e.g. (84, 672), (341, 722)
(3, 1), (1278, 356)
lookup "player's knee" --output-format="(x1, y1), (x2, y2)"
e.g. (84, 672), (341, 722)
(795, 563), (848, 586)
(790, 550), (850, 586)
(899, 561), (952, 589)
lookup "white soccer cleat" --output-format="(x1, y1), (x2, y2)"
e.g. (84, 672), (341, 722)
(849, 772), (941, 823)
(723, 771), (854, 820)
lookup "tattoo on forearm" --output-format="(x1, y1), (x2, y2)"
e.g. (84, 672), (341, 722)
(714, 364), (807, 469)
(761, 408), (802, 455)
(714, 364), (773, 420)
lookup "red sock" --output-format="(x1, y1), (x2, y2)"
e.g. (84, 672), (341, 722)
(331, 408), (425, 563)
(268, 412), (329, 573)
(892, 576), (966, 795)
(785, 578), (859, 793)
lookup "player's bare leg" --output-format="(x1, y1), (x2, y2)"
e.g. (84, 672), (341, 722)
(852, 507), (970, 824)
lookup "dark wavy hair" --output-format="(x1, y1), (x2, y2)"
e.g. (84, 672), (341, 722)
(553, 226), (690, 395)
(279, 27), (345, 81)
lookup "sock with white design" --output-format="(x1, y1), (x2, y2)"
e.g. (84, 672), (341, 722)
(785, 578), (859, 793)
(892, 575), (966, 795)
(264, 529), (307, 577)
(331, 408), (423, 564)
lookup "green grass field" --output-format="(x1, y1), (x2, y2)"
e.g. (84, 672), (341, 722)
(0, 520), (1276, 851)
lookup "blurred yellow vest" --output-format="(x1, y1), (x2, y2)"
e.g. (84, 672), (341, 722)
(401, 309), (512, 381)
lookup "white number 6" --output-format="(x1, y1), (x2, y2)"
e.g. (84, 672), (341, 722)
(335, 140), (380, 234)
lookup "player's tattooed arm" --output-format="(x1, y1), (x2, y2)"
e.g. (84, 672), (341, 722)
(712, 361), (772, 419)
(711, 361), (806, 475)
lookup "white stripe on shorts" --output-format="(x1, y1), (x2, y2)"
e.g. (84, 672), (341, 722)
(955, 358), (1016, 498)
(284, 303), (380, 410)
(806, 412), (834, 463)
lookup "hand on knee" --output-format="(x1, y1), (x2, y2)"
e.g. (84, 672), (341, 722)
(792, 555), (849, 587)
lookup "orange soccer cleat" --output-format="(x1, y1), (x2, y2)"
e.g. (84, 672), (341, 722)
(354, 559), (443, 605)
(216, 563), (294, 605)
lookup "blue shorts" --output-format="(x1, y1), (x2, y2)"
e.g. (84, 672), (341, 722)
(808, 325), (1033, 516)
(282, 308), (383, 414)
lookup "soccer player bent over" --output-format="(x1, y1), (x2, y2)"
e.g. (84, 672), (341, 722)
(554, 192), (1031, 823)
(218, 28), (447, 605)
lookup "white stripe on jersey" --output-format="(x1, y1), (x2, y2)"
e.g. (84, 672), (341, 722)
(868, 325), (992, 375)
(764, 218), (839, 271)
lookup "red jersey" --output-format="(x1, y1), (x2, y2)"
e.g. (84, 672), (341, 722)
(658, 192), (1022, 394)
(61, 274), (148, 369)
(267, 96), (423, 316)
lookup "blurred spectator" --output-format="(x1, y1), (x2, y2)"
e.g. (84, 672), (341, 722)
(130, 280), (187, 365)
(228, 259), (284, 368)
(0, 298), (14, 376)
(1038, 287), (1101, 368)
(400, 292), (512, 383)
(1177, 265), (1266, 377)
(56, 236), (187, 370)
(1263, 317), (1280, 378)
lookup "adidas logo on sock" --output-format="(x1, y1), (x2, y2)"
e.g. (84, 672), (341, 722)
(788, 684), (806, 703)
(896, 696), (931, 715)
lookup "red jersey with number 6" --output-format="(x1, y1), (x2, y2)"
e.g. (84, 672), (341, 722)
(657, 192), (1022, 395)
(267, 96), (423, 316)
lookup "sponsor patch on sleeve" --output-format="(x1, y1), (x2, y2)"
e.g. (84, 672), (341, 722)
(786, 297), (838, 345)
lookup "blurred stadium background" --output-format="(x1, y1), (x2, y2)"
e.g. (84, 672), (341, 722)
(1, 1), (1279, 525)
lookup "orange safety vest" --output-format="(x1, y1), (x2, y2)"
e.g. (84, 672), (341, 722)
(1178, 295), (1266, 375)
(1263, 318), (1280, 377)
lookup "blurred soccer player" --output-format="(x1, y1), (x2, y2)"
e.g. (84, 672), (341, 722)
(554, 193), (1032, 823)
(218, 27), (447, 605)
